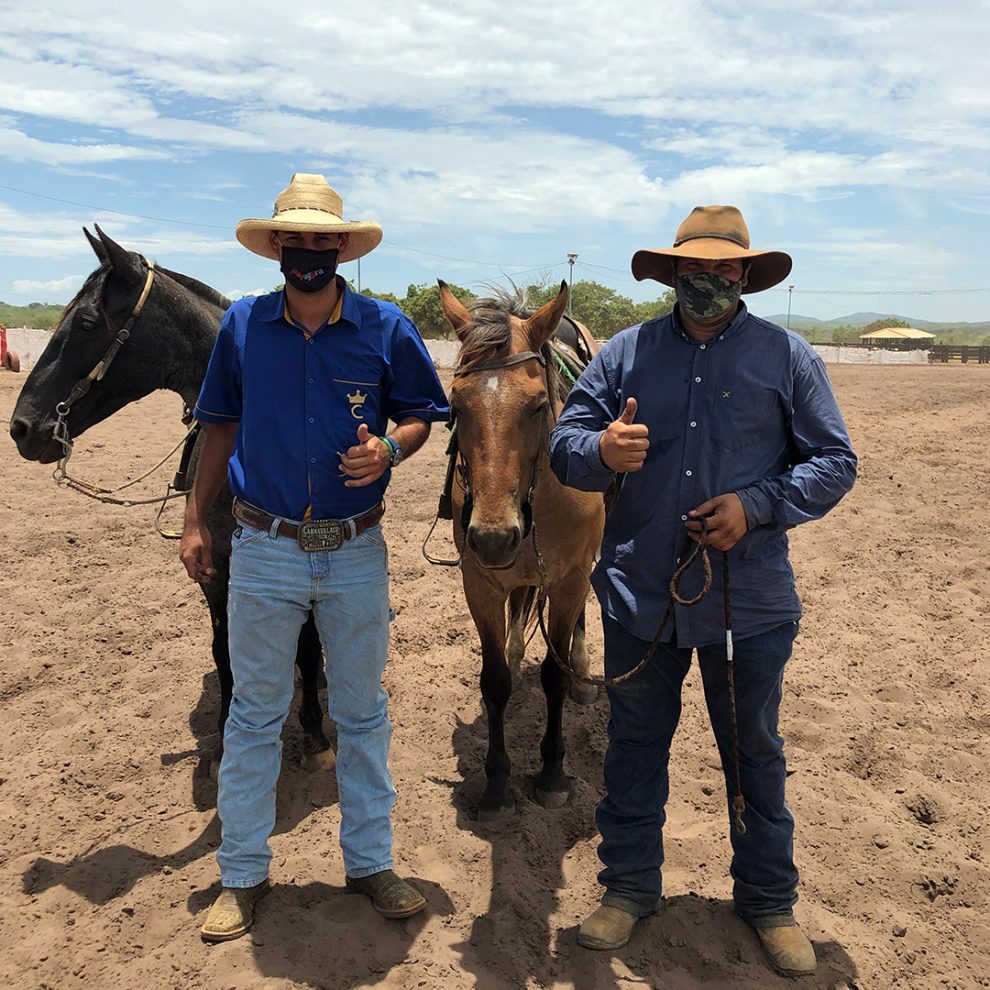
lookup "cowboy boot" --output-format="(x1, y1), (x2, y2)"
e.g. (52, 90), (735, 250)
(345, 870), (426, 919)
(754, 922), (817, 977)
(577, 904), (641, 950)
(200, 880), (270, 942)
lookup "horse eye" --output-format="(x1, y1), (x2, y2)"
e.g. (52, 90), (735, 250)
(80, 314), (97, 332)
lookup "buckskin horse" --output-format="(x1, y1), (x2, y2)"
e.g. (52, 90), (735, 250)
(438, 280), (605, 819)
(8, 226), (331, 774)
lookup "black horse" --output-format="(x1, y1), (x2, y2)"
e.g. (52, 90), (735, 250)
(9, 226), (332, 773)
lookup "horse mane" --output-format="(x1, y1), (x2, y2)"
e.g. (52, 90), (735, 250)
(56, 265), (109, 325)
(156, 265), (231, 311)
(457, 284), (562, 398)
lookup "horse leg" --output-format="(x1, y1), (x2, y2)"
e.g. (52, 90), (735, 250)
(567, 605), (599, 705)
(209, 604), (232, 782)
(297, 612), (335, 771)
(464, 571), (514, 821)
(506, 585), (535, 688)
(534, 576), (586, 808)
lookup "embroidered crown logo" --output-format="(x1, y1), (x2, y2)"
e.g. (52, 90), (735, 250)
(348, 389), (367, 405)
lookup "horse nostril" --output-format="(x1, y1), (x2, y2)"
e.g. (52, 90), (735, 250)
(9, 417), (29, 441)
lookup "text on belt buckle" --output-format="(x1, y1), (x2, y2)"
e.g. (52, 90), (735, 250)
(298, 518), (345, 552)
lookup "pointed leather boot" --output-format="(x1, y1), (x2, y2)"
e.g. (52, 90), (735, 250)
(577, 904), (640, 950)
(755, 923), (817, 977)
(346, 870), (426, 919)
(200, 880), (271, 942)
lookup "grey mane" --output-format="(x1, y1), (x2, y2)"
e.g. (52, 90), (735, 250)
(457, 284), (536, 369)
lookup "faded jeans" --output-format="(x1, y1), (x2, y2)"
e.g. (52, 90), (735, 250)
(217, 518), (395, 888)
(597, 614), (800, 926)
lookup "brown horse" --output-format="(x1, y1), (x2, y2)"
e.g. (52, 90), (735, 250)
(439, 280), (605, 820)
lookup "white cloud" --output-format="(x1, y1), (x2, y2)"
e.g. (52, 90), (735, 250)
(11, 274), (84, 300)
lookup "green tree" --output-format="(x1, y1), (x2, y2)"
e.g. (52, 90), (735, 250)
(861, 316), (911, 334)
(831, 323), (863, 344)
(402, 282), (474, 339)
(632, 289), (677, 325)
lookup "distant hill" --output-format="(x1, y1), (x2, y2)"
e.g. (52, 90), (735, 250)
(763, 311), (990, 341)
(0, 301), (63, 330)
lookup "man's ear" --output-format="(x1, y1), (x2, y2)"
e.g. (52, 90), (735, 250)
(741, 262), (751, 288)
(269, 232), (282, 257)
(337, 232), (350, 255)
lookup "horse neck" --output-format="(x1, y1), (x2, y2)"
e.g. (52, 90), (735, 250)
(148, 281), (227, 408)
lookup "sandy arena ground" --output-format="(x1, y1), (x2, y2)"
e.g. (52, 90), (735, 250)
(1, 364), (988, 990)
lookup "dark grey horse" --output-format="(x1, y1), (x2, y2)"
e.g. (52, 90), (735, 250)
(9, 226), (332, 774)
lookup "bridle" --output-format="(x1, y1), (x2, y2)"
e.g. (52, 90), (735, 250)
(48, 260), (198, 532)
(423, 349), (551, 567)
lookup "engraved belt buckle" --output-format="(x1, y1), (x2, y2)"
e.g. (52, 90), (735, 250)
(298, 518), (345, 552)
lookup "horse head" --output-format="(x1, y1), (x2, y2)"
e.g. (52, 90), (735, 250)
(9, 226), (224, 463)
(441, 279), (569, 569)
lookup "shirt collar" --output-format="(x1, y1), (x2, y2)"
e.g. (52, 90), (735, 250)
(671, 301), (750, 344)
(259, 277), (355, 333)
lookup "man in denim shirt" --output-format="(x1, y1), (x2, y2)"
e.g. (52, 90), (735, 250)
(549, 206), (856, 976)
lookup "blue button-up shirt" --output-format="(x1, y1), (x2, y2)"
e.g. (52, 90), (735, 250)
(194, 282), (449, 521)
(549, 304), (857, 647)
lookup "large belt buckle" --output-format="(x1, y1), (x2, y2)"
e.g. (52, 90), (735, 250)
(298, 518), (345, 552)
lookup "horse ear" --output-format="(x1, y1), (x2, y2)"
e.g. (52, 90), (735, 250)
(83, 226), (108, 263)
(94, 224), (143, 280)
(438, 279), (474, 341)
(523, 280), (569, 349)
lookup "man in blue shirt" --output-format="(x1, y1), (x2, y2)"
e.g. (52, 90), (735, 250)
(549, 206), (856, 976)
(180, 173), (449, 941)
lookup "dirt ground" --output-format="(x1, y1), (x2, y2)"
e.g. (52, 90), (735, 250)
(1, 364), (988, 990)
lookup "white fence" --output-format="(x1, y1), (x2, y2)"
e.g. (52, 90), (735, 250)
(2, 328), (52, 371)
(810, 344), (929, 365)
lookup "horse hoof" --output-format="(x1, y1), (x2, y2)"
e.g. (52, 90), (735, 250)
(535, 786), (570, 810)
(569, 680), (598, 706)
(302, 747), (337, 773)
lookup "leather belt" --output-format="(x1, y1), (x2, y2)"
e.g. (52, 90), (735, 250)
(232, 498), (385, 552)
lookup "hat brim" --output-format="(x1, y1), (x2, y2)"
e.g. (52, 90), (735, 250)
(236, 209), (383, 263)
(631, 239), (792, 294)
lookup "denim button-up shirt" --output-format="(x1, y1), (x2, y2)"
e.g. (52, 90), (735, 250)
(549, 304), (857, 647)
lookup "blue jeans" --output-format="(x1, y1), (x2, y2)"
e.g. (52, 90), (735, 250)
(218, 519), (395, 888)
(597, 614), (800, 926)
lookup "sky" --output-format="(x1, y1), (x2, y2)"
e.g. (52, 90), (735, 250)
(1, 0), (989, 324)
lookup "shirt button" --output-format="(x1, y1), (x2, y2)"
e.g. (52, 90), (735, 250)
(700, 344), (706, 350)
(690, 421), (697, 427)
(308, 417), (315, 423)
(310, 457), (317, 464)
(695, 376), (701, 383)
(685, 470), (692, 477)
(681, 514), (688, 521)
(308, 378), (314, 384)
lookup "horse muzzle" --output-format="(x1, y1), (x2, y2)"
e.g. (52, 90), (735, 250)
(465, 522), (523, 569)
(8, 415), (61, 463)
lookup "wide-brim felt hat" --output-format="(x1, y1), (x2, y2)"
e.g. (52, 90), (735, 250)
(236, 173), (383, 263)
(631, 205), (792, 294)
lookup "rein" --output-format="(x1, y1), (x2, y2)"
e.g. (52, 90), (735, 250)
(49, 260), (197, 536)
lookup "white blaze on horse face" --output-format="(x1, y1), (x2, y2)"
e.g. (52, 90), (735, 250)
(483, 374), (499, 394)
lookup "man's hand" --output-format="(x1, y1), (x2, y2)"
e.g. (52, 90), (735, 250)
(339, 423), (390, 487)
(599, 397), (649, 473)
(179, 523), (215, 583)
(685, 493), (748, 551)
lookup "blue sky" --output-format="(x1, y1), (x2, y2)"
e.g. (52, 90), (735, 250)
(1, 0), (989, 323)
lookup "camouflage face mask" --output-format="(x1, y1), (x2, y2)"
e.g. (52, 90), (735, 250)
(675, 272), (743, 325)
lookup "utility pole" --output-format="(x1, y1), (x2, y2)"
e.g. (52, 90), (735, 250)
(786, 284), (794, 329)
(357, 256), (362, 294)
(566, 253), (578, 309)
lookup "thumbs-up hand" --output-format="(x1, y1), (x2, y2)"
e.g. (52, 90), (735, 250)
(339, 422), (390, 487)
(599, 396), (650, 473)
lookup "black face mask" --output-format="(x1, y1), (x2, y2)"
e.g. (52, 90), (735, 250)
(279, 245), (339, 293)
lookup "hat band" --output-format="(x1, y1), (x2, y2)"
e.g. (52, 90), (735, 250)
(272, 205), (344, 219)
(674, 232), (748, 249)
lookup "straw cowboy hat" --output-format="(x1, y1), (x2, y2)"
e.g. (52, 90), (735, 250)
(236, 173), (383, 263)
(631, 205), (792, 294)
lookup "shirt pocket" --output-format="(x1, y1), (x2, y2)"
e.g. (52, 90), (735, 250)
(714, 384), (778, 452)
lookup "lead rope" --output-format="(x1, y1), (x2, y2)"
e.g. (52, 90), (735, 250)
(536, 516), (748, 836)
(722, 552), (746, 835)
